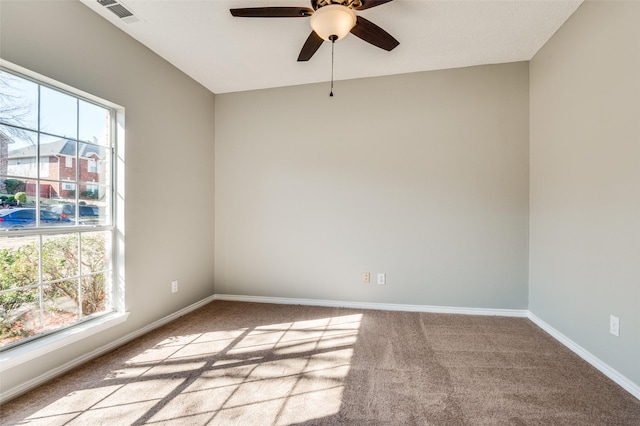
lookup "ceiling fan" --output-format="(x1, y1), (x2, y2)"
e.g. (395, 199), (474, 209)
(230, 0), (400, 62)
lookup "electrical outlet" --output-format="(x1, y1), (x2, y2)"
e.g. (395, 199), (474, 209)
(171, 280), (179, 293)
(377, 273), (386, 285)
(362, 272), (371, 284)
(609, 315), (619, 337)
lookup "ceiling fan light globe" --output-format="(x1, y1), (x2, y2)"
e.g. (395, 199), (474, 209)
(310, 5), (356, 41)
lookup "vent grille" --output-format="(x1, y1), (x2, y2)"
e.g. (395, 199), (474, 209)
(96, 0), (140, 23)
(107, 4), (133, 18)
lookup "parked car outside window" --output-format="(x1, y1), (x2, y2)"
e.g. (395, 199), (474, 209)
(50, 204), (101, 225)
(0, 208), (72, 229)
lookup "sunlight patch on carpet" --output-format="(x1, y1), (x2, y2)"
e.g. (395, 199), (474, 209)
(150, 313), (363, 425)
(18, 313), (362, 425)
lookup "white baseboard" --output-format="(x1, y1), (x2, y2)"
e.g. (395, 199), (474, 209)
(215, 295), (638, 401)
(213, 294), (529, 317)
(3, 295), (637, 404)
(528, 312), (640, 400)
(0, 294), (216, 405)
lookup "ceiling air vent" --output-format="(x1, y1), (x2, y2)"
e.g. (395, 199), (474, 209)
(96, 0), (140, 24)
(107, 4), (133, 18)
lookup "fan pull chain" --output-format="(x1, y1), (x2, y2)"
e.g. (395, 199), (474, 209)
(329, 35), (337, 97)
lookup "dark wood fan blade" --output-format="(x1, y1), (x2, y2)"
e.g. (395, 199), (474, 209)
(353, 0), (394, 11)
(350, 16), (399, 51)
(298, 31), (324, 61)
(230, 7), (313, 18)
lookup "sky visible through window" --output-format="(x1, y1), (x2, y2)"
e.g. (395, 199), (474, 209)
(0, 69), (110, 148)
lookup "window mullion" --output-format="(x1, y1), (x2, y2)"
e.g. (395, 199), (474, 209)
(75, 99), (83, 319)
(36, 84), (42, 227)
(36, 84), (43, 333)
(75, 99), (80, 224)
(37, 234), (44, 337)
(77, 233), (83, 320)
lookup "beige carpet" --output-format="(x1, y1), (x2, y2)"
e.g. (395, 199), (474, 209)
(1, 301), (639, 425)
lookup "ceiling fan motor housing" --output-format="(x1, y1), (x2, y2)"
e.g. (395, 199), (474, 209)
(310, 5), (357, 41)
(314, 0), (364, 8)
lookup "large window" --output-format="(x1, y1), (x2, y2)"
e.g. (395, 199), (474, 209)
(0, 66), (117, 350)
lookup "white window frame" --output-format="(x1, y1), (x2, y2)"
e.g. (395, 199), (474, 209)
(65, 156), (73, 168)
(0, 60), (126, 371)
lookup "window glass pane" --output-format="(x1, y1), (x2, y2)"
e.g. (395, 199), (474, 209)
(43, 201), (107, 226)
(79, 100), (110, 147)
(0, 206), (42, 228)
(40, 180), (76, 217)
(42, 234), (79, 281)
(2, 125), (38, 179)
(14, 209), (36, 220)
(0, 235), (40, 347)
(79, 143), (108, 186)
(0, 234), (39, 281)
(0, 70), (38, 131)
(1, 176), (36, 210)
(40, 178), (76, 204)
(79, 189), (108, 223)
(1, 176), (22, 206)
(81, 232), (110, 275)
(81, 201), (107, 226)
(40, 210), (59, 220)
(81, 273), (109, 316)
(79, 182), (108, 203)
(40, 134), (76, 182)
(39, 209), (72, 229)
(22, 178), (38, 207)
(40, 86), (77, 139)
(44, 201), (75, 222)
(40, 156), (50, 178)
(0, 295), (40, 348)
(61, 182), (75, 192)
(43, 282), (80, 332)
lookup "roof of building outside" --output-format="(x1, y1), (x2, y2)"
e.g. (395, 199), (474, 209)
(8, 139), (104, 160)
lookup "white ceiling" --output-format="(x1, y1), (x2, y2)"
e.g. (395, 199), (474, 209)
(80, 0), (583, 94)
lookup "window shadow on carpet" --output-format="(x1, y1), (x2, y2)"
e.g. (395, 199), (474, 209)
(2, 300), (640, 425)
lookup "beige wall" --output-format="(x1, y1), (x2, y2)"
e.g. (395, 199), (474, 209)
(0, 0), (216, 393)
(530, 1), (640, 385)
(215, 63), (530, 308)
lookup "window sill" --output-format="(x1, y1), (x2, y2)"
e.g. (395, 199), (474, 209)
(0, 312), (129, 372)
